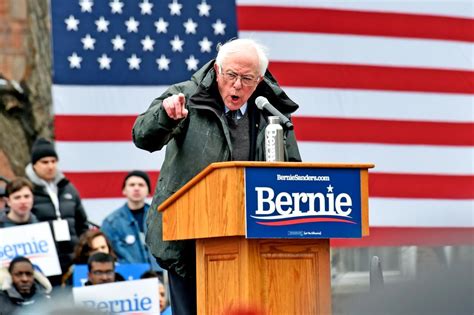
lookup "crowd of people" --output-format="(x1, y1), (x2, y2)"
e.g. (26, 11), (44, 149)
(0, 138), (171, 314)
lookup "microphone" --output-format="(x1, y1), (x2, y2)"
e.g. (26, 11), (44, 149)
(255, 96), (294, 130)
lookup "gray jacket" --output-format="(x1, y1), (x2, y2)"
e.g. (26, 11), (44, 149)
(133, 60), (301, 277)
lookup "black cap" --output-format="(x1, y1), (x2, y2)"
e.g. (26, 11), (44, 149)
(122, 170), (151, 192)
(31, 138), (58, 165)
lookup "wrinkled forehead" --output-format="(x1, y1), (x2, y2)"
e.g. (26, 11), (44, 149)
(221, 47), (260, 73)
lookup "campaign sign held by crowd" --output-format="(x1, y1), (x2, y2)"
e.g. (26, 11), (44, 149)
(73, 278), (160, 314)
(0, 222), (61, 276)
(245, 167), (362, 239)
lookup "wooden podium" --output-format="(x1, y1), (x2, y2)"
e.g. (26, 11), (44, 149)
(158, 162), (372, 315)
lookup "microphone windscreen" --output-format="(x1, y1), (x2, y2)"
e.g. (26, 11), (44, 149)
(255, 96), (268, 110)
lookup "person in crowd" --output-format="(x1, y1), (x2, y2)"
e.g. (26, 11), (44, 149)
(0, 177), (38, 228)
(85, 253), (117, 286)
(61, 230), (117, 286)
(101, 170), (160, 270)
(0, 256), (51, 314)
(132, 38), (301, 314)
(140, 270), (172, 315)
(25, 137), (89, 286)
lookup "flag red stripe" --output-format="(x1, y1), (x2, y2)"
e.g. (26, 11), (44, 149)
(237, 6), (474, 42)
(370, 173), (474, 199)
(55, 115), (474, 146)
(55, 115), (136, 141)
(269, 62), (474, 94)
(331, 227), (474, 246)
(64, 171), (473, 199)
(293, 117), (474, 146)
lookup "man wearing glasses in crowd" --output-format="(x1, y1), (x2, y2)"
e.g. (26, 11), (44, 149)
(133, 38), (301, 315)
(86, 252), (116, 286)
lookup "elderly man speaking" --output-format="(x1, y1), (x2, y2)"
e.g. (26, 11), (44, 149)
(133, 38), (301, 315)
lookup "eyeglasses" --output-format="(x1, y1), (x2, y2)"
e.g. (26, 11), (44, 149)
(219, 68), (260, 87)
(91, 270), (114, 276)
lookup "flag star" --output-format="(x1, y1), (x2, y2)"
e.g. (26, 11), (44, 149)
(127, 54), (141, 70)
(154, 18), (169, 34)
(141, 35), (155, 51)
(81, 34), (96, 50)
(64, 15), (80, 31)
(170, 35), (184, 52)
(109, 0), (124, 14)
(199, 37), (212, 53)
(183, 18), (198, 34)
(185, 55), (199, 71)
(79, 0), (93, 12)
(156, 54), (171, 71)
(97, 54), (112, 70)
(327, 185), (334, 193)
(111, 35), (126, 51)
(197, 1), (211, 17)
(125, 17), (139, 33)
(95, 17), (110, 32)
(67, 52), (82, 69)
(169, 0), (182, 16)
(139, 0), (153, 15)
(212, 19), (226, 35)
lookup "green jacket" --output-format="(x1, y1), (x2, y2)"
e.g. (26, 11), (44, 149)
(132, 60), (302, 277)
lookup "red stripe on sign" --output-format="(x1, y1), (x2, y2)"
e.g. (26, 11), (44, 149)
(293, 117), (474, 146)
(370, 173), (474, 199)
(237, 6), (474, 42)
(65, 171), (159, 198)
(257, 218), (357, 226)
(65, 171), (472, 200)
(55, 115), (135, 141)
(331, 227), (474, 246)
(269, 62), (474, 94)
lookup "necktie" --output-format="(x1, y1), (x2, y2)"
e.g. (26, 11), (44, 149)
(226, 110), (239, 125)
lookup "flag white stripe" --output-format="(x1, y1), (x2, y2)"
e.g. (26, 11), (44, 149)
(236, 0), (474, 19)
(370, 198), (474, 227)
(56, 141), (473, 175)
(240, 31), (474, 70)
(288, 88), (474, 122)
(57, 142), (165, 172)
(52, 86), (474, 123)
(83, 197), (153, 226)
(52, 85), (164, 116)
(298, 142), (473, 175)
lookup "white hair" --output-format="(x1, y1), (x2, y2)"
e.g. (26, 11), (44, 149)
(215, 38), (269, 76)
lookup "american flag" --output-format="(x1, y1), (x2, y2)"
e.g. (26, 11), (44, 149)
(50, 0), (474, 246)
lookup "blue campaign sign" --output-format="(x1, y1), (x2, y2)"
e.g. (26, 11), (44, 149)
(72, 263), (151, 287)
(245, 167), (362, 239)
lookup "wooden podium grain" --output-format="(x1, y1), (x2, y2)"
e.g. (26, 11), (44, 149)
(158, 162), (372, 315)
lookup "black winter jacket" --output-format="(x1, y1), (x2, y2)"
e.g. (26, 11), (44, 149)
(25, 164), (89, 274)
